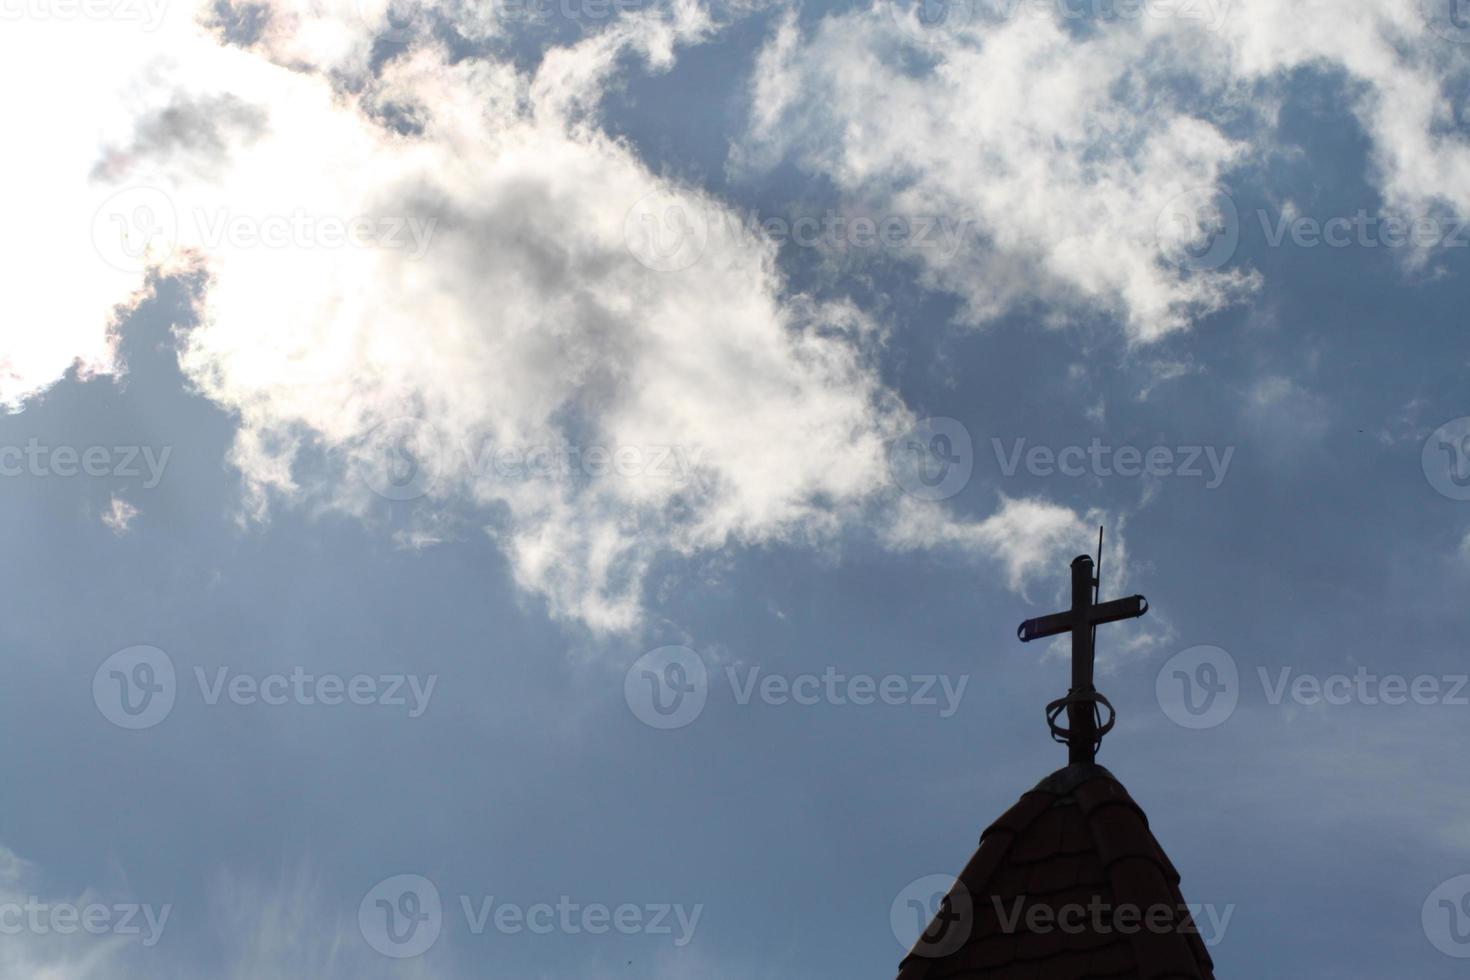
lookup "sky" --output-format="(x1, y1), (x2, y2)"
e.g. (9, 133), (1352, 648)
(1, 0), (1470, 976)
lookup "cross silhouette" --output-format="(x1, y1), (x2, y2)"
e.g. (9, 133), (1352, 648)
(1017, 552), (1148, 765)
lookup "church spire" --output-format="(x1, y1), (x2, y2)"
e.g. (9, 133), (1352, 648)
(895, 542), (1216, 980)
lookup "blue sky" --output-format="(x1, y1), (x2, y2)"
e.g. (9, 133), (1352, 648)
(3, 0), (1470, 977)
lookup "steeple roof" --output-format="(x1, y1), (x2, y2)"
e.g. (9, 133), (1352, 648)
(896, 764), (1215, 980)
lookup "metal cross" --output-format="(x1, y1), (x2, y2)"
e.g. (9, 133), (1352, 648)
(1017, 551), (1148, 765)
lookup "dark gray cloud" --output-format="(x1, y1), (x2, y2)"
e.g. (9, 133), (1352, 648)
(91, 93), (268, 183)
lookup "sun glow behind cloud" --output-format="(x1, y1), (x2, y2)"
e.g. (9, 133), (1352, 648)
(7, 0), (1464, 633)
(0, 0), (1131, 632)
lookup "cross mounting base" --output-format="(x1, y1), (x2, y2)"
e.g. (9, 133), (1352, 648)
(1045, 688), (1116, 764)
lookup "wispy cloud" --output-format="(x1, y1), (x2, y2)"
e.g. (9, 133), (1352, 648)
(102, 496), (140, 535)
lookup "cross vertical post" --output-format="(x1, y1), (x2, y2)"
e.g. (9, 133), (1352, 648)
(1017, 548), (1149, 765)
(1068, 555), (1096, 765)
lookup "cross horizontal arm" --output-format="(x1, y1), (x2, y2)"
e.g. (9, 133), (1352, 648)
(1089, 594), (1149, 627)
(1016, 609), (1073, 643)
(1016, 594), (1149, 643)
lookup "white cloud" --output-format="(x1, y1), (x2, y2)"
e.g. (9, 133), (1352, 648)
(1, 1), (1103, 630)
(0, 846), (146, 980)
(736, 0), (1470, 342)
(1241, 374), (1330, 445)
(736, 6), (1261, 342)
(161, 36), (910, 630)
(883, 494), (1103, 593)
(0, 17), (186, 410)
(102, 496), (140, 535)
